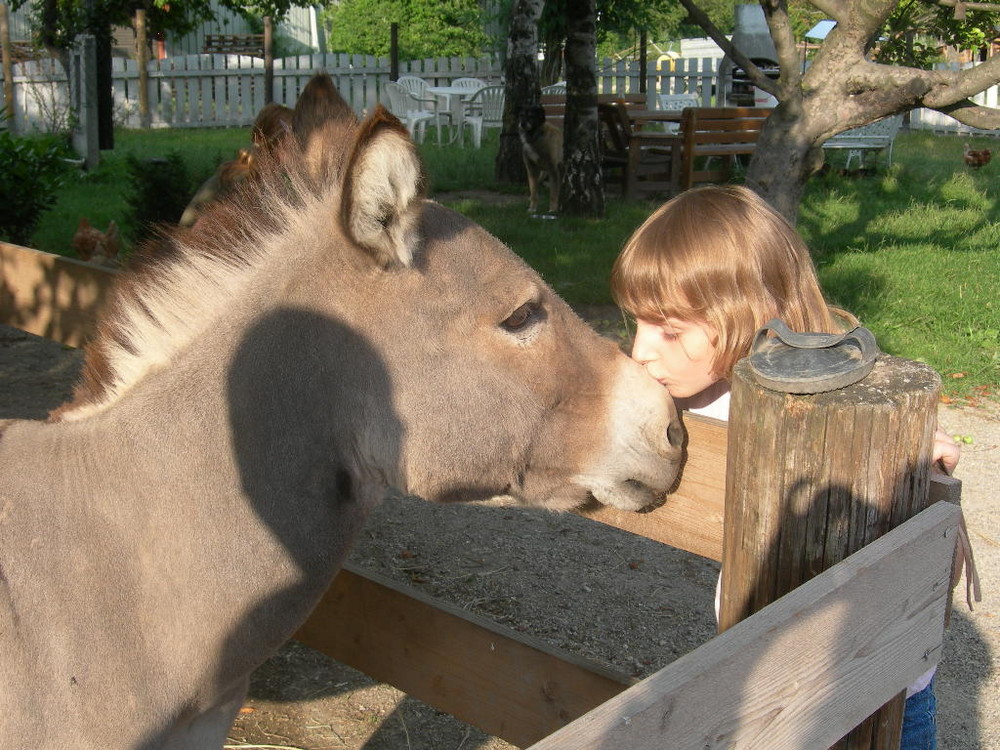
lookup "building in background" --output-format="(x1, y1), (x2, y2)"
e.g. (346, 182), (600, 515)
(5, 2), (323, 61)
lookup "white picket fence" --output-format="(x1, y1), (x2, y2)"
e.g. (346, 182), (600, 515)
(2, 53), (998, 135)
(2, 53), (721, 133)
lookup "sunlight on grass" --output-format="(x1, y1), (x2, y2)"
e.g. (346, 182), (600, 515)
(25, 126), (1000, 405)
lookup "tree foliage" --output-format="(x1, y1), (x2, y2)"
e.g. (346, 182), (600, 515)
(11, 0), (297, 61)
(874, 0), (1000, 67)
(322, 0), (490, 59)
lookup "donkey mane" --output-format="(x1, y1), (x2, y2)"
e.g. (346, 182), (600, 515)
(51, 115), (359, 423)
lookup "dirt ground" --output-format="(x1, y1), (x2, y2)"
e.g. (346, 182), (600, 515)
(1, 322), (997, 750)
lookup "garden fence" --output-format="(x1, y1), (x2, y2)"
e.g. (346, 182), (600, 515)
(1, 53), (996, 135)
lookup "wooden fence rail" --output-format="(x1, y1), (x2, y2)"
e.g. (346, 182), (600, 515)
(0, 241), (964, 748)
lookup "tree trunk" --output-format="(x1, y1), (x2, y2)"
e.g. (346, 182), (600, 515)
(1, 2), (14, 132)
(95, 24), (113, 149)
(38, 0), (69, 84)
(495, 0), (544, 184)
(559, 0), (603, 218)
(264, 16), (274, 105)
(745, 102), (825, 223)
(135, 8), (149, 129)
(539, 26), (563, 85)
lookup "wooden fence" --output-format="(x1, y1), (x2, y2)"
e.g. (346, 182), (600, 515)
(1, 54), (722, 132)
(0, 239), (965, 748)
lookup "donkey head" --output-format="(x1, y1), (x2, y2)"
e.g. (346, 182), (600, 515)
(272, 74), (683, 511)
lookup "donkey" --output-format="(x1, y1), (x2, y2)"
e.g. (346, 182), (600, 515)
(0, 73), (683, 749)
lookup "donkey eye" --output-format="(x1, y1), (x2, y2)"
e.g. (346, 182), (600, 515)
(501, 302), (541, 333)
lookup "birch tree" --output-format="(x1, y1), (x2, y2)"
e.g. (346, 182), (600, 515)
(559, 0), (604, 217)
(496, 0), (544, 182)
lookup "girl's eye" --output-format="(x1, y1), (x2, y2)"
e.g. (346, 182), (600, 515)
(502, 302), (540, 332)
(659, 327), (679, 341)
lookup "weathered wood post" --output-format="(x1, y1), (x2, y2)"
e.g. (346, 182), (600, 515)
(719, 354), (942, 749)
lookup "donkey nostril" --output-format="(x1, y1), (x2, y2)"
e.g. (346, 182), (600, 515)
(666, 418), (686, 451)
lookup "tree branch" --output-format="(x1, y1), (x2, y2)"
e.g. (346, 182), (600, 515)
(925, 56), (1000, 102)
(936, 101), (1000, 128)
(675, 0), (777, 91)
(808, 0), (849, 17)
(761, 0), (801, 91)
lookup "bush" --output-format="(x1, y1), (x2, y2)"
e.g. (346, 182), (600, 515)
(124, 150), (194, 243)
(0, 132), (71, 245)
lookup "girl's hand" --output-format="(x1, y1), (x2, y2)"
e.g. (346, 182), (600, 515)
(933, 428), (961, 475)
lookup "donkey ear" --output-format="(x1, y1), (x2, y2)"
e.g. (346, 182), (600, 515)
(341, 106), (426, 268)
(292, 73), (356, 142)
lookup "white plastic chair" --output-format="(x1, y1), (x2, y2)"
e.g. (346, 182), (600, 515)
(395, 75), (435, 107)
(452, 77), (487, 91)
(541, 82), (567, 95)
(393, 76), (451, 143)
(450, 78), (488, 119)
(462, 85), (505, 148)
(381, 82), (436, 143)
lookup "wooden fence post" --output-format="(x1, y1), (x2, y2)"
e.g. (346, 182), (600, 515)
(719, 355), (942, 749)
(390, 23), (398, 81)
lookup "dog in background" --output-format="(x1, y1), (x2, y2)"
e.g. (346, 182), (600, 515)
(518, 104), (563, 215)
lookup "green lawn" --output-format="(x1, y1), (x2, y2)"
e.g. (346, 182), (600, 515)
(27, 126), (1000, 406)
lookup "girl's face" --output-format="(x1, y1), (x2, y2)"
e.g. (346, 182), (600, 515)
(631, 317), (721, 399)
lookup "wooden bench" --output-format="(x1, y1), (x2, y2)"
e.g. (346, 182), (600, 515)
(611, 106), (772, 200)
(822, 114), (903, 169)
(203, 34), (265, 57)
(671, 106), (772, 193)
(541, 93), (646, 128)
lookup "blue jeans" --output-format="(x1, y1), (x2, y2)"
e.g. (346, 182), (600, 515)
(900, 678), (937, 750)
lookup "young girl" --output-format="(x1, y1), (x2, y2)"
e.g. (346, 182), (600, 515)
(611, 184), (958, 750)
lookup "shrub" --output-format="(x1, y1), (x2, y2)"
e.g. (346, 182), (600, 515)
(124, 150), (194, 243)
(0, 132), (71, 246)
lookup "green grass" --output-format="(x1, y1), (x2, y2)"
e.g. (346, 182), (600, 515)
(31, 128), (250, 254)
(800, 131), (1000, 406)
(28, 126), (1000, 406)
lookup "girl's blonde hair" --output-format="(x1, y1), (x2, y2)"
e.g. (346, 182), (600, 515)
(611, 185), (846, 378)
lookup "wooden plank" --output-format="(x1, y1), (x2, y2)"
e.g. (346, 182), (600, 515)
(295, 563), (632, 749)
(580, 413), (955, 565)
(580, 412), (727, 561)
(527, 501), (960, 750)
(0, 242), (117, 346)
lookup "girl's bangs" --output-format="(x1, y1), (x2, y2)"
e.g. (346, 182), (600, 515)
(613, 242), (698, 324)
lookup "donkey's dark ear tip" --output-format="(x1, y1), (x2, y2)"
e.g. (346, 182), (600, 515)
(370, 105), (408, 134)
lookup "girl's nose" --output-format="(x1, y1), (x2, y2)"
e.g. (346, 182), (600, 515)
(631, 320), (658, 364)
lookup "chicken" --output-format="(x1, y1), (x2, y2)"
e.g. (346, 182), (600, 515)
(72, 218), (122, 267)
(963, 142), (992, 169)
